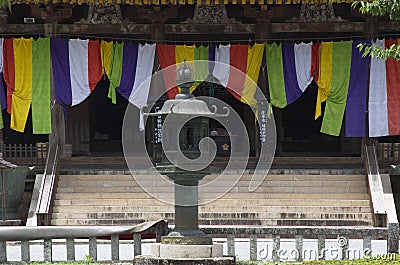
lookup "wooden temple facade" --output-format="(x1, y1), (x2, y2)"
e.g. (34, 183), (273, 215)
(1, 0), (400, 161)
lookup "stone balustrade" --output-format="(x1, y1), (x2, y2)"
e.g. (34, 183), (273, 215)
(0, 224), (396, 263)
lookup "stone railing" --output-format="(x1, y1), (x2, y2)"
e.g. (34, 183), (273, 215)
(0, 224), (396, 263)
(0, 220), (168, 263)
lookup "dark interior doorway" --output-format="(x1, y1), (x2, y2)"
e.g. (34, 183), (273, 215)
(278, 82), (342, 155)
(88, 78), (127, 155)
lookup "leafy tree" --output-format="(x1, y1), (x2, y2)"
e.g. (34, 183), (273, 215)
(352, 0), (400, 59)
(0, 0), (10, 10)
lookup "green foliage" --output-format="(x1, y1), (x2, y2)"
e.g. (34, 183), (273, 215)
(352, 0), (400, 20)
(84, 255), (94, 265)
(352, 0), (400, 60)
(357, 42), (400, 60)
(0, 0), (9, 10)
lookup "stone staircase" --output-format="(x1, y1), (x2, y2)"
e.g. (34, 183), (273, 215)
(51, 173), (373, 226)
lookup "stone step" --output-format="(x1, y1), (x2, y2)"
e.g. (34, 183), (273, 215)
(55, 185), (368, 195)
(54, 192), (369, 201)
(58, 174), (366, 182)
(51, 218), (373, 227)
(53, 198), (370, 207)
(51, 211), (373, 221)
(52, 205), (372, 214)
(52, 172), (372, 227)
(56, 190), (369, 199)
(58, 178), (366, 190)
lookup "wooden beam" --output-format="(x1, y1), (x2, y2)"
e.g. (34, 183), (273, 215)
(378, 21), (400, 32)
(0, 24), (44, 34)
(165, 24), (255, 34)
(0, 20), (397, 36)
(271, 22), (365, 33)
(57, 23), (151, 35)
(0, 23), (151, 36)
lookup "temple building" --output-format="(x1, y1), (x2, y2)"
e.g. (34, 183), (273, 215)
(0, 0), (399, 228)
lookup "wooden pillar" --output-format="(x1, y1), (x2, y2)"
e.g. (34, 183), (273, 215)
(0, 7), (8, 158)
(255, 22), (271, 40)
(151, 22), (165, 41)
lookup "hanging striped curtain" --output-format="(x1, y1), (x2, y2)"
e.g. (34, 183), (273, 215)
(345, 40), (370, 137)
(106, 42), (156, 130)
(319, 41), (352, 137)
(51, 38), (103, 107)
(369, 38), (400, 137)
(1, 38), (52, 134)
(157, 44), (210, 99)
(212, 43), (265, 107)
(265, 42), (313, 108)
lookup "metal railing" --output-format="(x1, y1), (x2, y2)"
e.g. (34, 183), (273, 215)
(0, 224), (394, 263)
(36, 142), (60, 226)
(2, 143), (48, 167)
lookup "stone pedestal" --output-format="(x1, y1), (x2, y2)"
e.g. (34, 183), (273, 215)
(149, 243), (223, 258)
(134, 243), (234, 265)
